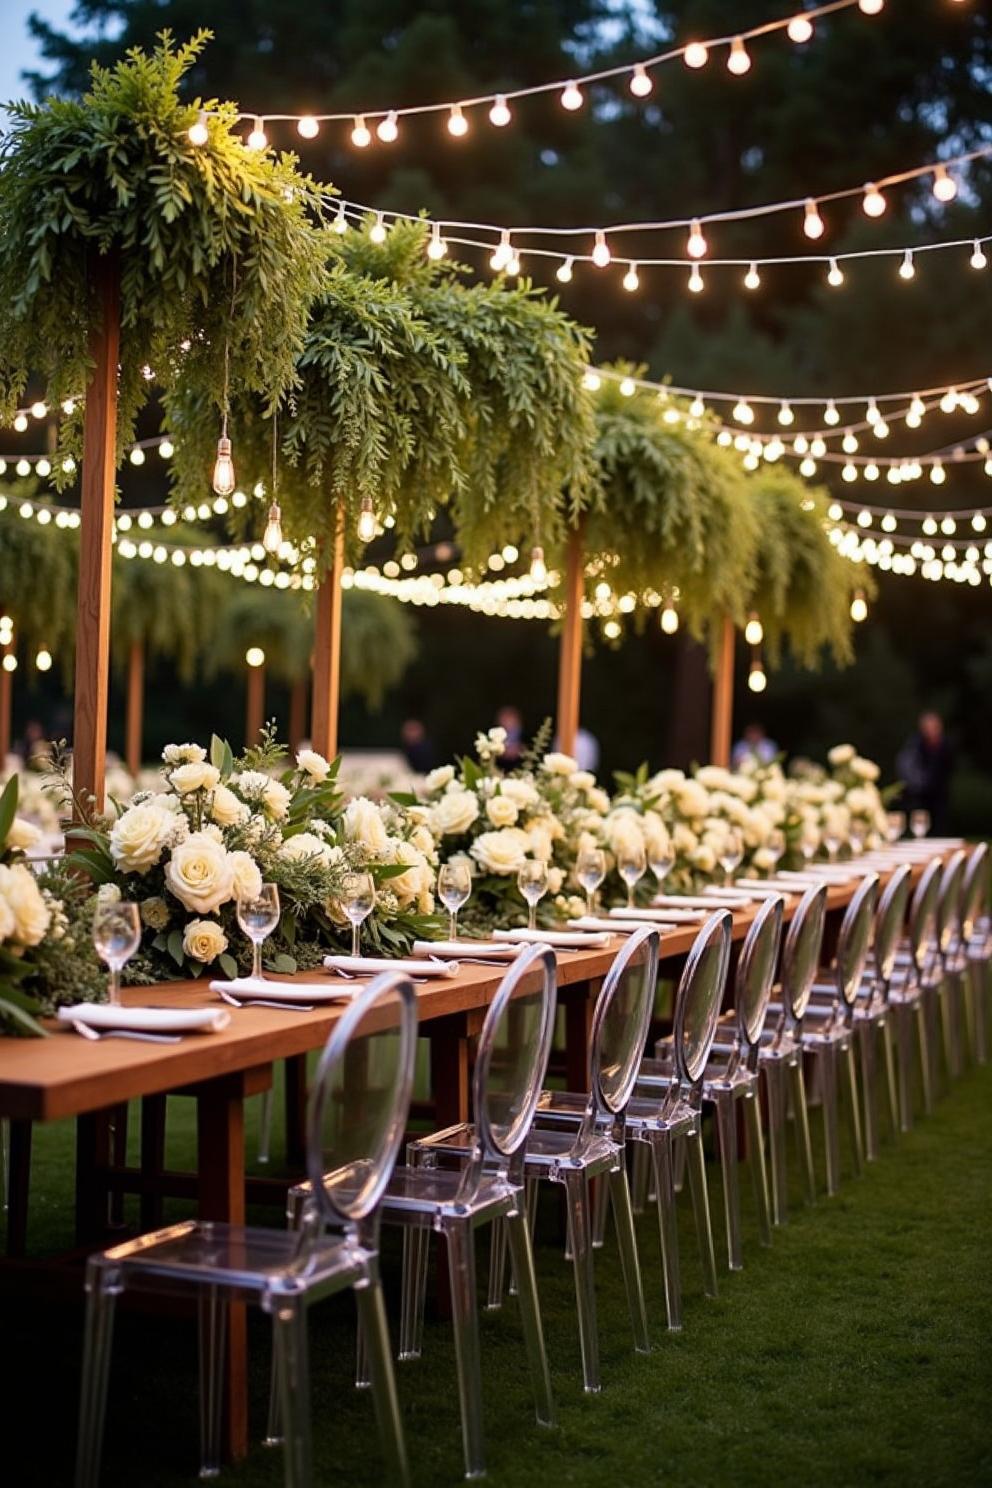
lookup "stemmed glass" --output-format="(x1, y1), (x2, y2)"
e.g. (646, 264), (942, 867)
(438, 861), (472, 940)
(236, 882), (280, 979)
(886, 810), (906, 843)
(576, 848), (606, 916)
(649, 839), (675, 896)
(822, 831), (842, 864)
(766, 829), (785, 874)
(801, 828), (819, 864)
(849, 827), (865, 859)
(910, 809), (930, 840)
(617, 843), (647, 909)
(341, 871), (376, 957)
(93, 900), (141, 1007)
(517, 860), (549, 931)
(720, 829), (743, 886)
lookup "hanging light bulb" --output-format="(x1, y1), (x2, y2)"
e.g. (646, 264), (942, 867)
(940, 387), (959, 413)
(777, 401), (794, 426)
(159, 438), (174, 458)
(188, 110), (209, 146)
(247, 117), (267, 151)
(489, 95), (511, 127)
(687, 218), (707, 258)
(858, 0), (884, 13)
(560, 80), (584, 111)
(787, 14), (814, 43)
(842, 463), (858, 482)
(930, 460), (946, 485)
(351, 116), (372, 148)
(850, 590), (868, 622)
(376, 111), (399, 142)
(427, 223), (447, 260)
(490, 230), (512, 271)
(333, 203), (348, 234)
(874, 418), (890, 438)
(212, 436), (235, 497)
(529, 546), (548, 583)
(748, 655), (767, 693)
(357, 495), (377, 543)
(970, 240), (988, 270)
(684, 41), (708, 68)
(263, 501), (283, 553)
(744, 612), (763, 645)
(743, 262), (761, 290)
(862, 182), (886, 217)
(2, 654), (17, 674)
(619, 377), (637, 397)
(245, 646), (265, 669)
(932, 164), (957, 202)
(297, 115), (320, 140)
(881, 510), (896, 529)
(823, 400), (840, 425)
(629, 64), (653, 97)
(800, 456), (817, 477)
(727, 37), (751, 75)
(660, 601), (679, 634)
(556, 257), (574, 283)
(688, 263), (704, 293)
(827, 258), (844, 287)
(842, 433), (859, 454)
(505, 249), (521, 275)
(898, 249), (915, 280)
(865, 398), (881, 425)
(689, 396), (705, 417)
(35, 648), (52, 672)
(733, 399), (754, 425)
(591, 231), (611, 268)
(622, 263), (640, 292)
(447, 103), (469, 136)
(61, 398), (76, 415)
(803, 198), (825, 239)
(129, 446), (145, 466)
(13, 413), (28, 431)
(369, 212), (388, 244)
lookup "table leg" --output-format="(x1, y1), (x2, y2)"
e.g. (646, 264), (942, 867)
(564, 982), (598, 1093)
(284, 1055), (308, 1171)
(196, 1077), (248, 1462)
(76, 1109), (113, 1247)
(140, 1095), (168, 1231)
(6, 1120), (33, 1258)
(429, 1018), (471, 1126)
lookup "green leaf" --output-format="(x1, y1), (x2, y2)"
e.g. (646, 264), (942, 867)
(166, 929), (185, 967)
(388, 792), (420, 807)
(0, 775), (19, 847)
(271, 953), (297, 973)
(217, 953), (238, 979)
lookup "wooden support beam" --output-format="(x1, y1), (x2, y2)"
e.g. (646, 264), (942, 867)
(556, 527), (584, 756)
(710, 615), (735, 768)
(125, 639), (144, 776)
(73, 258), (120, 818)
(311, 509), (345, 760)
(245, 662), (265, 749)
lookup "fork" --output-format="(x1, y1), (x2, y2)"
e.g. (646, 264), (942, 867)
(70, 1020), (182, 1044)
(216, 989), (317, 1012)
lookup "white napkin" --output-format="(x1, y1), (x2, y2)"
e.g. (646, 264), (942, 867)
(609, 907), (709, 924)
(492, 928), (609, 949)
(322, 955), (459, 978)
(705, 885), (785, 902)
(735, 877), (810, 893)
(210, 977), (352, 1005)
(411, 940), (524, 961)
(654, 892), (752, 908)
(58, 1004), (230, 1035)
(567, 916), (675, 935)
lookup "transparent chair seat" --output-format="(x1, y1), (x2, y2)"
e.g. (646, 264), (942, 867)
(381, 1165), (516, 1221)
(524, 1122), (619, 1172)
(625, 1092), (697, 1137)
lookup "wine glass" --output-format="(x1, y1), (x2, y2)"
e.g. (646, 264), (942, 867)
(236, 882), (280, 980)
(766, 828), (785, 874)
(341, 870), (376, 957)
(886, 810), (906, 843)
(822, 832), (842, 864)
(910, 809), (930, 840)
(438, 861), (472, 940)
(93, 900), (141, 1007)
(800, 828), (819, 864)
(517, 860), (549, 931)
(648, 839), (675, 896)
(719, 829), (743, 886)
(576, 848), (606, 916)
(617, 843), (646, 909)
(849, 827), (865, 859)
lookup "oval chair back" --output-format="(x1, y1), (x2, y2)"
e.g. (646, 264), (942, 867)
(735, 896), (785, 1069)
(936, 849), (967, 956)
(908, 857), (943, 975)
(960, 842), (990, 943)
(672, 910), (734, 1089)
(835, 873), (880, 1014)
(872, 864), (913, 995)
(306, 972), (417, 1240)
(585, 925), (660, 1137)
(780, 883), (829, 1024)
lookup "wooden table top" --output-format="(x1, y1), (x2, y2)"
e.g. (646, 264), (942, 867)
(0, 873), (916, 1124)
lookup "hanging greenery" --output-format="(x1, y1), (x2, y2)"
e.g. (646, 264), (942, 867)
(0, 496), (79, 681)
(110, 533), (224, 683)
(0, 32), (328, 472)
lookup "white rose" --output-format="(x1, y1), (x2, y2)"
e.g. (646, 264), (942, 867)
(752, 847), (776, 873)
(0, 863), (51, 946)
(343, 797), (390, 856)
(262, 779), (291, 820)
(851, 756), (880, 782)
(696, 766), (734, 791)
(182, 918), (228, 964)
(528, 823), (554, 863)
(642, 811), (671, 861)
(410, 823), (436, 858)
(110, 801), (181, 873)
(828, 744), (856, 766)
(673, 823), (699, 856)
(424, 765), (455, 792)
(0, 892), (15, 942)
(389, 840), (433, 910)
(498, 777), (537, 809)
(431, 790), (480, 837)
(649, 769), (686, 795)
(5, 817), (42, 851)
(607, 808), (645, 859)
(211, 784), (250, 827)
(165, 831), (236, 914)
(296, 749), (330, 782)
(674, 780), (710, 819)
(546, 866), (565, 896)
(542, 752), (578, 776)
(97, 882), (122, 906)
(691, 844), (717, 874)
(279, 831), (333, 868)
(170, 761), (220, 795)
(162, 743), (206, 765)
(234, 769), (271, 801)
(569, 771), (596, 791)
(470, 828), (531, 876)
(228, 850), (264, 902)
(486, 794), (519, 828)
(587, 787), (611, 815)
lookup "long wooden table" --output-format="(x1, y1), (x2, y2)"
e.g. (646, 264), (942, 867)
(0, 873), (913, 1462)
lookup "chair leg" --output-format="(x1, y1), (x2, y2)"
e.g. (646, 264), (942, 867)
(561, 1169), (600, 1392)
(818, 1044), (841, 1196)
(272, 1297), (313, 1488)
(685, 1126), (719, 1300)
(356, 1273), (411, 1488)
(198, 1285), (227, 1479)
(923, 987), (942, 1101)
(355, 1309), (370, 1389)
(894, 1005), (915, 1133)
(75, 1261), (119, 1488)
(714, 1092), (742, 1271)
(880, 1013), (900, 1141)
(971, 959), (989, 1065)
(257, 1089), (274, 1166)
(1, 1117), (8, 1214)
(843, 1037), (864, 1177)
(857, 1021), (879, 1162)
(591, 1173), (609, 1249)
(608, 1163), (650, 1353)
(399, 1225), (430, 1361)
(265, 1318), (283, 1447)
(673, 1135), (687, 1193)
(630, 1139), (650, 1214)
(917, 997), (935, 1116)
(743, 1090), (772, 1248)
(486, 1216), (507, 1310)
(444, 1219), (487, 1475)
(762, 1060), (789, 1227)
(789, 1056), (817, 1206)
(504, 1206), (556, 1429)
(648, 1134), (682, 1331)
(509, 1178), (538, 1298)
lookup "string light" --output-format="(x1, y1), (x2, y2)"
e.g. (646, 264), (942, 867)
(592, 231), (611, 267)
(629, 65), (653, 97)
(247, 117), (267, 151)
(561, 80), (584, 111)
(827, 258), (845, 286)
(744, 262), (761, 290)
(245, 646), (265, 668)
(377, 111), (399, 143)
(803, 199), (825, 239)
(623, 264), (640, 292)
(862, 182), (886, 217)
(357, 495), (377, 544)
(556, 257), (574, 283)
(369, 211), (388, 243)
(899, 249), (916, 280)
(684, 41), (709, 69)
(351, 116), (372, 148)
(971, 241), (988, 270)
(660, 600), (679, 634)
(2, 655), (17, 674)
(787, 14), (814, 42)
(748, 653), (767, 692)
(744, 612), (764, 645)
(727, 37), (752, 75)
(188, 110), (209, 146)
(529, 546), (548, 584)
(427, 223), (448, 260)
(35, 648), (52, 672)
(297, 115), (319, 140)
(489, 96), (511, 127)
(850, 589), (868, 622)
(263, 502), (283, 554)
(687, 218), (708, 259)
(858, 0), (884, 13)
(932, 164), (957, 202)
(447, 103), (469, 137)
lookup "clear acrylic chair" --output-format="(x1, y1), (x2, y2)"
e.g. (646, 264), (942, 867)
(75, 972), (417, 1488)
(848, 864), (913, 1160)
(888, 857), (941, 1129)
(757, 884), (828, 1225)
(934, 848), (968, 1083)
(639, 898), (783, 1274)
(796, 874), (877, 1195)
(961, 843), (991, 1064)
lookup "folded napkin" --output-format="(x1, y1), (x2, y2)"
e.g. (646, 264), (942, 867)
(609, 906), (709, 924)
(322, 955), (459, 978)
(654, 892), (752, 908)
(567, 916), (674, 935)
(210, 977), (352, 1006)
(412, 939), (523, 961)
(492, 928), (609, 949)
(735, 877), (809, 893)
(58, 1004), (230, 1035)
(706, 884), (786, 901)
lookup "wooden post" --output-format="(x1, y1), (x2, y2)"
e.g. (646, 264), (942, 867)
(0, 641), (12, 764)
(125, 639), (144, 776)
(73, 257), (120, 818)
(245, 662), (265, 748)
(556, 527), (584, 756)
(311, 508), (345, 760)
(288, 677), (308, 752)
(710, 615), (735, 767)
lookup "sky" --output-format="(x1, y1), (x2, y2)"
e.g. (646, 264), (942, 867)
(1, 0), (78, 103)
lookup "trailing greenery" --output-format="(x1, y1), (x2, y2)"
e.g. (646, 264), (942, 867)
(0, 494), (80, 683)
(0, 32), (328, 471)
(111, 529), (224, 683)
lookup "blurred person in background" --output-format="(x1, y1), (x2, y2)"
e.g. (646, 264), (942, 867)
(496, 704), (525, 767)
(732, 721), (778, 770)
(897, 710), (954, 834)
(400, 718), (435, 774)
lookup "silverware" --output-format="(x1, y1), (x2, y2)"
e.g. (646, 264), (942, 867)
(70, 1020), (182, 1044)
(216, 989), (317, 1012)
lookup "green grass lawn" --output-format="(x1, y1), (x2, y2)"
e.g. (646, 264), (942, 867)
(3, 1057), (991, 1487)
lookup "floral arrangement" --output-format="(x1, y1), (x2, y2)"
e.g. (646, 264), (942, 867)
(62, 729), (440, 982)
(785, 743), (891, 857)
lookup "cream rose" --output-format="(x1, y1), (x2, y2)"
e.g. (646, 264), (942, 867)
(0, 893), (15, 943)
(162, 743), (206, 766)
(470, 828), (531, 876)
(587, 787), (611, 816)
(165, 831), (235, 914)
(296, 748), (330, 782)
(569, 770), (596, 792)
(527, 823), (554, 863)
(431, 790), (479, 837)
(343, 797), (390, 856)
(228, 850), (263, 902)
(0, 863), (51, 946)
(182, 918), (228, 964)
(279, 831), (333, 868)
(500, 777), (539, 809)
(424, 765), (455, 792)
(211, 784), (250, 827)
(409, 823), (436, 859)
(486, 794), (519, 828)
(5, 817), (42, 852)
(828, 743), (856, 766)
(542, 752), (578, 776)
(170, 761), (220, 795)
(389, 840), (434, 910)
(851, 756), (880, 782)
(262, 779), (291, 820)
(110, 801), (182, 873)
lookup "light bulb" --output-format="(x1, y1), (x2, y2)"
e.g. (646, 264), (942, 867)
(744, 262), (761, 290)
(660, 603), (679, 634)
(748, 661), (767, 693)
(803, 198), (825, 239)
(351, 116), (372, 148)
(940, 388), (959, 413)
(727, 37), (751, 75)
(623, 264), (639, 292)
(899, 249), (915, 280)
(333, 204), (348, 234)
(30, 401), (47, 419)
(582, 370), (601, 391)
(850, 591), (868, 622)
(36, 459), (51, 478)
(930, 461), (946, 485)
(874, 419), (889, 439)
(13, 414), (27, 432)
(733, 399), (754, 425)
(447, 103), (468, 136)
(687, 218), (707, 258)
(619, 377), (636, 397)
(972, 513), (987, 531)
(245, 646), (265, 668)
(357, 497), (377, 543)
(690, 396), (705, 417)
(159, 439), (174, 458)
(970, 241), (988, 270)
(247, 117), (267, 151)
(369, 212), (387, 243)
(377, 111), (399, 142)
(744, 613), (763, 645)
(931, 164), (956, 203)
(778, 401), (794, 426)
(788, 14), (814, 43)
(556, 257), (574, 283)
(490, 231), (512, 271)
(842, 463), (858, 482)
(489, 95), (511, 127)
(263, 500), (283, 553)
(2, 654), (17, 673)
(505, 251), (521, 275)
(188, 110), (209, 146)
(561, 80), (584, 111)
(823, 400), (840, 425)
(862, 182), (886, 217)
(881, 509), (896, 527)
(688, 264), (704, 293)
(827, 258), (844, 287)
(212, 436), (235, 496)
(16, 459), (30, 476)
(129, 446), (145, 466)
(684, 41), (708, 69)
(61, 398), (75, 415)
(629, 65), (653, 97)
(842, 433), (858, 454)
(297, 115), (319, 140)
(800, 456), (817, 477)
(529, 546), (548, 584)
(35, 648), (52, 672)
(427, 224), (447, 260)
(592, 231), (611, 267)
(866, 399), (880, 425)
(858, 0), (884, 12)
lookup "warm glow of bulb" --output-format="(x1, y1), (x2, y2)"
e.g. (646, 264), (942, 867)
(427, 227), (447, 260)
(297, 115), (319, 140)
(660, 604), (679, 634)
(899, 251), (915, 280)
(629, 65), (653, 97)
(263, 501), (283, 553)
(850, 592), (868, 622)
(744, 263), (761, 290)
(788, 15), (814, 43)
(489, 96), (511, 127)
(2, 655), (17, 673)
(592, 231), (611, 268)
(684, 41), (708, 68)
(748, 664), (767, 693)
(970, 241), (988, 270)
(13, 414), (27, 431)
(688, 264), (704, 293)
(369, 214), (388, 244)
(803, 199), (824, 239)
(744, 614), (763, 645)
(212, 437), (235, 497)
(530, 546), (548, 584)
(357, 501), (377, 543)
(687, 218), (707, 258)
(619, 377), (637, 397)
(557, 257), (574, 283)
(129, 446), (145, 466)
(827, 259), (845, 287)
(333, 206), (347, 234)
(858, 0), (884, 13)
(247, 118), (267, 151)
(447, 104), (469, 136)
(733, 399), (754, 425)
(377, 112), (399, 142)
(862, 182), (886, 217)
(932, 165), (956, 202)
(778, 402), (794, 426)
(188, 111), (209, 146)
(245, 646), (265, 668)
(561, 81), (584, 110)
(351, 116), (372, 148)
(35, 648), (52, 672)
(727, 38), (751, 75)
(824, 401), (840, 425)
(690, 396), (705, 417)
(623, 265), (639, 292)
(930, 461), (946, 485)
